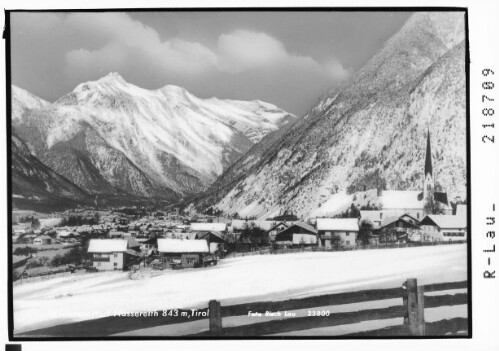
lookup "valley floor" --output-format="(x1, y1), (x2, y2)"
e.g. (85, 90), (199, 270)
(13, 244), (467, 335)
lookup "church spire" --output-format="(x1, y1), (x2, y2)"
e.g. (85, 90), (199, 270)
(425, 129), (433, 177)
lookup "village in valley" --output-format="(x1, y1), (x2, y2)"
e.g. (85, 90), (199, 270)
(9, 10), (470, 337)
(12, 131), (467, 280)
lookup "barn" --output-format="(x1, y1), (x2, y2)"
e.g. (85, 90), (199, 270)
(274, 222), (318, 247)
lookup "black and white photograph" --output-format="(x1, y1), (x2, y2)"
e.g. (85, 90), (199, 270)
(7, 8), (471, 339)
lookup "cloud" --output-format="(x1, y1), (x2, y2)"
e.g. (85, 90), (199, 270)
(324, 58), (352, 80)
(11, 12), (350, 115)
(63, 13), (218, 78)
(59, 13), (348, 81)
(217, 30), (289, 73)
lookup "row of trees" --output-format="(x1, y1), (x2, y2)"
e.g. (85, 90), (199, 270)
(59, 214), (100, 227)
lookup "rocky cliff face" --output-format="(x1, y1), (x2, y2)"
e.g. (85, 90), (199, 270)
(195, 12), (467, 219)
(12, 74), (295, 200)
(12, 134), (90, 209)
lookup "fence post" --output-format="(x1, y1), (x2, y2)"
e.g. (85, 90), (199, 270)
(404, 278), (424, 336)
(209, 299), (222, 336)
(417, 285), (425, 335)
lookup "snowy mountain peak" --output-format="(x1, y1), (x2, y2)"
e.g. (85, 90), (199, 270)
(12, 77), (295, 199)
(159, 84), (189, 95)
(158, 85), (195, 104)
(98, 72), (128, 85)
(12, 85), (50, 120)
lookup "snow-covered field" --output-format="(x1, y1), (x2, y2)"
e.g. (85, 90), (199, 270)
(13, 244), (467, 334)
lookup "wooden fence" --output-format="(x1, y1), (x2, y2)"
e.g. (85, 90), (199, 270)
(203, 278), (467, 337)
(15, 278), (467, 338)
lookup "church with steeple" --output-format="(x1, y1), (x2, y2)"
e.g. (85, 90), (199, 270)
(358, 129), (452, 227)
(423, 129), (435, 206)
(422, 129), (450, 215)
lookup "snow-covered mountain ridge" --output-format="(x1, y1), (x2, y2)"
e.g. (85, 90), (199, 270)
(193, 12), (467, 219)
(12, 74), (295, 200)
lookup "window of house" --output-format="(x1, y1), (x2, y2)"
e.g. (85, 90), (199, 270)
(114, 262), (118, 266)
(417, 212), (420, 219)
(114, 253), (118, 258)
(346, 241), (350, 245)
(380, 213), (383, 219)
(97, 262), (101, 266)
(346, 232), (350, 236)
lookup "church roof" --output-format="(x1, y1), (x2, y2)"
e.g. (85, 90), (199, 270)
(425, 130), (433, 176)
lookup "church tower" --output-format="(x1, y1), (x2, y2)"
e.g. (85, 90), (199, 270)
(423, 129), (435, 213)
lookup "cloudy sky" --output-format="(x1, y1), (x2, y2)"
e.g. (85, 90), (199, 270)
(10, 11), (411, 115)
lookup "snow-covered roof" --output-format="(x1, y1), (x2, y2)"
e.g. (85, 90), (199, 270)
(157, 239), (209, 253)
(379, 216), (400, 228)
(424, 215), (467, 229)
(289, 221), (318, 234)
(190, 223), (227, 232)
(381, 191), (423, 209)
(88, 239), (128, 253)
(316, 218), (359, 231)
(380, 215), (420, 228)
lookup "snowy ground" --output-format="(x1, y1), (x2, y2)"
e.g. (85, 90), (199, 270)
(13, 244), (467, 334)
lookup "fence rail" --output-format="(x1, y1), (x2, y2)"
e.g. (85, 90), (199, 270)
(204, 278), (467, 337)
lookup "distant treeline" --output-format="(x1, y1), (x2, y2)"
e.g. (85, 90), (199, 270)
(60, 214), (100, 227)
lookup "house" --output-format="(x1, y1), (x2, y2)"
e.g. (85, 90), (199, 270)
(107, 229), (124, 239)
(196, 231), (228, 252)
(87, 239), (129, 271)
(267, 222), (290, 242)
(316, 218), (359, 249)
(91, 224), (106, 235)
(138, 237), (157, 252)
(377, 215), (420, 243)
(57, 229), (80, 241)
(33, 235), (52, 245)
(274, 222), (318, 247)
(420, 215), (467, 242)
(157, 239), (209, 269)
